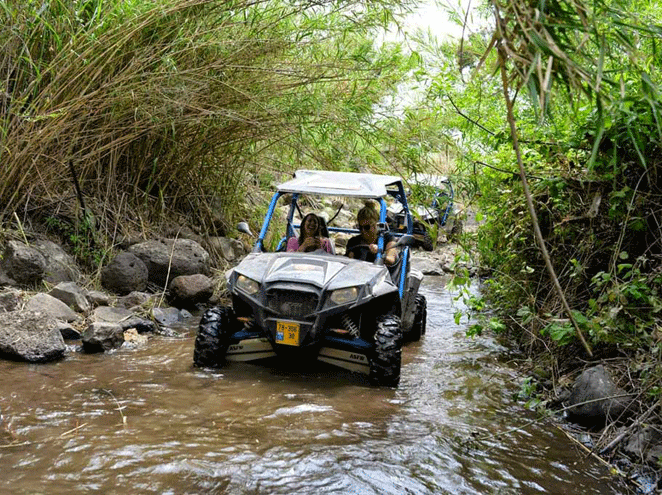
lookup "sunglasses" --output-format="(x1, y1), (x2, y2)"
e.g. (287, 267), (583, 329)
(359, 223), (373, 232)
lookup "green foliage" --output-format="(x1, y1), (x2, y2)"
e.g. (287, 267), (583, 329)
(396, 0), (662, 396)
(0, 0), (416, 243)
(45, 213), (107, 268)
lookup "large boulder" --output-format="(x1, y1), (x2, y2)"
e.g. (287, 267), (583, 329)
(101, 251), (148, 295)
(168, 273), (214, 309)
(203, 236), (245, 262)
(25, 293), (80, 323)
(128, 238), (209, 287)
(0, 310), (65, 362)
(566, 365), (633, 427)
(81, 321), (124, 353)
(32, 239), (80, 284)
(1, 240), (46, 287)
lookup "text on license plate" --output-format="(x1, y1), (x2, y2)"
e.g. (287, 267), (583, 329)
(276, 321), (300, 346)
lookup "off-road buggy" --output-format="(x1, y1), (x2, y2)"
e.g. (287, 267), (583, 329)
(387, 173), (454, 251)
(193, 170), (427, 386)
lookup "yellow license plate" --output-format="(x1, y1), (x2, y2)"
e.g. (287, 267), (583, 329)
(276, 321), (300, 346)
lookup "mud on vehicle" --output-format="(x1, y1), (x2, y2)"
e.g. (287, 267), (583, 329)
(193, 170), (427, 386)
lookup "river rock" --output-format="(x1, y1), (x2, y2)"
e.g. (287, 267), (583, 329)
(1, 240), (46, 287)
(204, 236), (245, 262)
(93, 306), (133, 323)
(127, 238), (210, 287)
(86, 290), (113, 308)
(624, 426), (662, 465)
(82, 321), (124, 353)
(151, 307), (192, 329)
(0, 310), (65, 362)
(55, 321), (81, 340)
(411, 257), (444, 276)
(123, 328), (148, 347)
(565, 365), (633, 427)
(101, 251), (148, 295)
(92, 306), (157, 334)
(49, 281), (91, 313)
(0, 289), (22, 312)
(25, 292), (80, 323)
(168, 273), (214, 309)
(116, 291), (157, 310)
(33, 239), (80, 283)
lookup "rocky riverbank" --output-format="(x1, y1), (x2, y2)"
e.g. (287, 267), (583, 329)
(0, 215), (658, 493)
(0, 232), (247, 362)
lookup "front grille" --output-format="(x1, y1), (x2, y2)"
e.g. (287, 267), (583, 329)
(266, 289), (319, 319)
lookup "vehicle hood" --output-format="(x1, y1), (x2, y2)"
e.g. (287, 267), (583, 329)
(231, 252), (390, 291)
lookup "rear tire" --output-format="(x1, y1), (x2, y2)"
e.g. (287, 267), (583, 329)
(193, 306), (237, 367)
(414, 222), (434, 251)
(420, 230), (434, 251)
(369, 315), (403, 387)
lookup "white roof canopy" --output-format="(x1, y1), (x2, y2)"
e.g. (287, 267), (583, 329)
(277, 170), (404, 198)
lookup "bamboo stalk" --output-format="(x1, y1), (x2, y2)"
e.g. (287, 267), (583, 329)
(496, 39), (593, 357)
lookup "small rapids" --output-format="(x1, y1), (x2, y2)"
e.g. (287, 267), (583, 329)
(0, 276), (625, 494)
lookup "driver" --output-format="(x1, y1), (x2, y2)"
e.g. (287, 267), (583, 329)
(346, 201), (397, 265)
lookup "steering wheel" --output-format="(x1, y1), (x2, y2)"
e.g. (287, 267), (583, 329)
(346, 243), (373, 260)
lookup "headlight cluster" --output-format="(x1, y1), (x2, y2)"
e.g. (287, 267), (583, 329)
(236, 275), (260, 295)
(329, 286), (359, 305)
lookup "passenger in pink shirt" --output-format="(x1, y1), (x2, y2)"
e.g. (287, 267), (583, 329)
(286, 213), (333, 253)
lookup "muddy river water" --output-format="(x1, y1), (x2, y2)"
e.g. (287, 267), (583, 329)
(1, 276), (626, 494)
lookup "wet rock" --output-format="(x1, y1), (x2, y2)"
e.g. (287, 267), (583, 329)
(92, 306), (157, 334)
(25, 293), (80, 323)
(152, 307), (192, 328)
(93, 306), (133, 323)
(101, 251), (148, 295)
(121, 316), (157, 334)
(624, 426), (662, 466)
(55, 321), (81, 340)
(123, 328), (148, 347)
(411, 258), (444, 276)
(565, 365), (634, 427)
(168, 273), (214, 309)
(128, 238), (210, 287)
(1, 240), (46, 287)
(49, 282), (91, 313)
(82, 321), (124, 353)
(0, 310), (65, 362)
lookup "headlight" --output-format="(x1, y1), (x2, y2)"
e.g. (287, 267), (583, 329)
(330, 287), (359, 305)
(236, 275), (260, 295)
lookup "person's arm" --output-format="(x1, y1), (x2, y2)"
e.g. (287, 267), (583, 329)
(297, 236), (321, 252)
(286, 237), (299, 252)
(383, 240), (398, 266)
